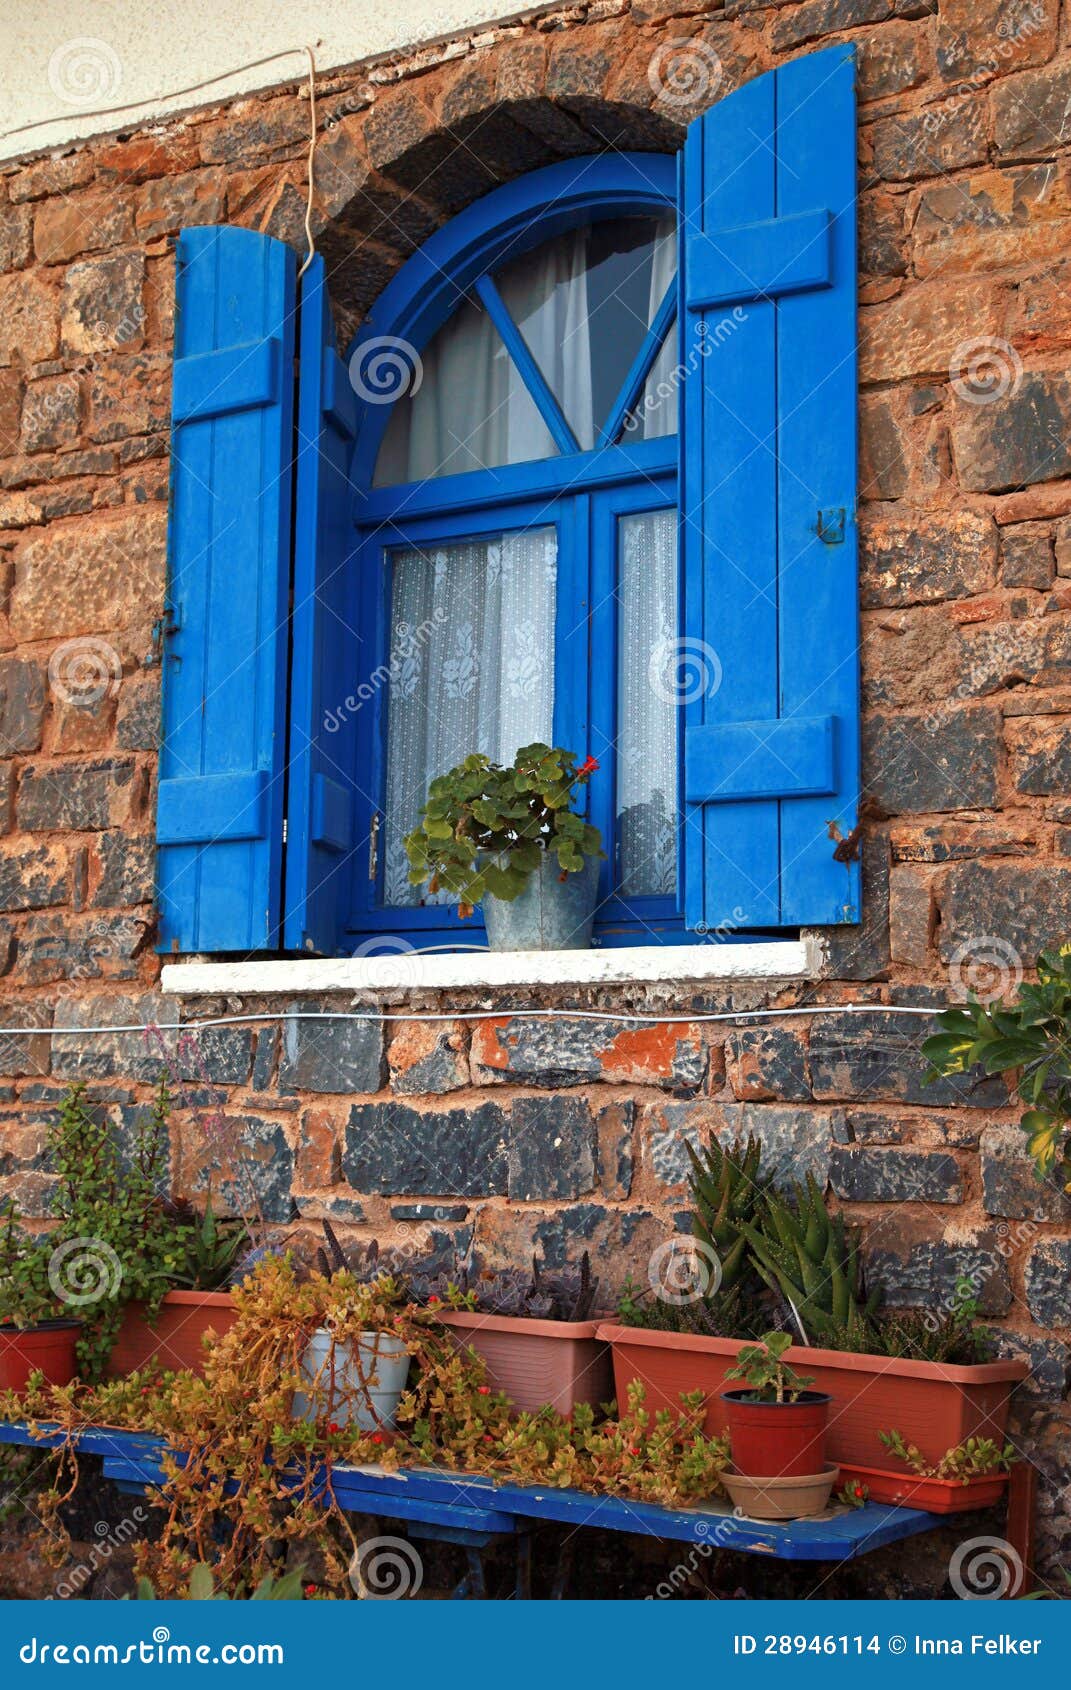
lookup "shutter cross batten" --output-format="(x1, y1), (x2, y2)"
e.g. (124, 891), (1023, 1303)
(685, 207), (832, 310)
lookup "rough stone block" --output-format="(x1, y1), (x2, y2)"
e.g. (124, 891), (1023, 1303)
(939, 861), (1071, 968)
(644, 1101), (834, 1191)
(864, 705), (1001, 813)
(280, 1003), (385, 1094)
(33, 192), (134, 265)
(1024, 1238), (1071, 1326)
(50, 992), (168, 1081)
(1008, 718), (1071, 796)
(0, 657), (46, 754)
(952, 373), (1071, 494)
(508, 1094), (597, 1200)
(726, 1027), (811, 1101)
(185, 1113), (295, 1224)
(870, 94), (987, 183)
(0, 1003), (52, 1077)
(21, 375), (80, 452)
(0, 271), (60, 366)
(867, 1227), (1012, 1314)
(809, 1009), (1007, 1105)
(0, 842), (69, 911)
(388, 1020), (467, 1094)
(10, 507), (166, 642)
(1002, 522), (1055, 590)
(830, 1145), (962, 1203)
(17, 912), (146, 984)
(470, 1015), (707, 1092)
(92, 833), (154, 907)
(17, 760), (140, 832)
(987, 1328), (1069, 1399)
(889, 863), (934, 967)
(176, 1024), (253, 1086)
(296, 1108), (342, 1189)
(860, 277), (1005, 383)
(993, 58), (1071, 160)
(60, 252), (145, 356)
(981, 1124), (1071, 1222)
(860, 509), (998, 608)
(343, 1100), (509, 1196)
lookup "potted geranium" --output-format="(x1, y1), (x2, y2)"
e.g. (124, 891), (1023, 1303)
(404, 743), (605, 950)
(0, 1206), (81, 1391)
(719, 1331), (836, 1520)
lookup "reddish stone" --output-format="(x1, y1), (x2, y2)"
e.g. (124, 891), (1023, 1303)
(860, 276), (1008, 384)
(0, 203), (33, 274)
(20, 375), (81, 453)
(0, 272), (61, 366)
(134, 169), (227, 240)
(33, 192), (134, 265)
(297, 1108), (343, 1188)
(60, 252), (146, 356)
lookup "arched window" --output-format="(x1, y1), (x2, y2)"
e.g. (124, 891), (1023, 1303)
(346, 157), (682, 948)
(156, 46), (861, 960)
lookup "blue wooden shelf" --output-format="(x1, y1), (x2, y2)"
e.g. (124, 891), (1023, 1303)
(0, 1420), (941, 1563)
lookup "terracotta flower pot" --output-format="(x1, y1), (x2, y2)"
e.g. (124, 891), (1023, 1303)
(106, 1290), (237, 1379)
(723, 1388), (830, 1478)
(597, 1323), (1027, 1468)
(438, 1310), (612, 1414)
(0, 1321), (81, 1392)
(837, 1461), (1011, 1514)
(722, 1462), (839, 1521)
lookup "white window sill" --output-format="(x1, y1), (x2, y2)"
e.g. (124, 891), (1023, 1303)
(160, 937), (822, 996)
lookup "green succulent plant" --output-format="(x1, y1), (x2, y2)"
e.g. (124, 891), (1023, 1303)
(404, 743), (604, 914)
(738, 1172), (879, 1345)
(685, 1133), (766, 1294)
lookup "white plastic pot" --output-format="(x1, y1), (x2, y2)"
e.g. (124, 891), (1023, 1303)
(293, 1328), (411, 1431)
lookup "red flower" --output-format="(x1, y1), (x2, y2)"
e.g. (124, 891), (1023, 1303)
(427, 1295), (440, 1306)
(577, 755), (599, 777)
(477, 1385), (490, 1395)
(371, 1432), (384, 1445)
(327, 1422), (339, 1434)
(304, 1584), (316, 1597)
(629, 1447), (641, 1457)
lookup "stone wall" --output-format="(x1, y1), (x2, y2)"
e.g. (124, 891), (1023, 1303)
(1, 0), (1070, 1581)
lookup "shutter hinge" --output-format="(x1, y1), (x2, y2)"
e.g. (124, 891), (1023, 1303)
(282, 818), (288, 844)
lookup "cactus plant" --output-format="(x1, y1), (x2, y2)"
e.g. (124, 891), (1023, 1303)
(684, 1134), (766, 1294)
(738, 1172), (879, 1345)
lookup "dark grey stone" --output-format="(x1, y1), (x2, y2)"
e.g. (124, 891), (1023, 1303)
(867, 1233), (1012, 1315)
(343, 1100), (509, 1196)
(1025, 1239), (1071, 1327)
(390, 1202), (469, 1223)
(808, 1009), (1008, 1106)
(981, 1126), (1071, 1223)
(727, 1026), (811, 1101)
(17, 759), (137, 831)
(280, 1003), (385, 1095)
(939, 862), (1071, 967)
(176, 1024), (253, 1086)
(0, 658), (46, 754)
(92, 834), (154, 907)
(830, 1146), (963, 1204)
(986, 1330), (1069, 1401)
(189, 1113), (295, 1224)
(508, 1095), (597, 1201)
(864, 706), (1001, 814)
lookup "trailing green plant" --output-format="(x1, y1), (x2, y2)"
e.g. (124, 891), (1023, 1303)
(168, 1198), (249, 1292)
(403, 743), (604, 915)
(837, 1478), (869, 1509)
(923, 944), (1071, 1189)
(878, 1427), (1015, 1483)
(50, 1074), (193, 1379)
(2, 1256), (731, 1595)
(738, 1173), (879, 1346)
(132, 1564), (306, 1600)
(0, 1204), (61, 1329)
(725, 1331), (815, 1404)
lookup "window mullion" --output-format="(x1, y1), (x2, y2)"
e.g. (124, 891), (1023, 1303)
(597, 276), (677, 449)
(472, 273), (580, 457)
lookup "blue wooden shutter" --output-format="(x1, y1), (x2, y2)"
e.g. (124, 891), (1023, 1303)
(680, 44), (860, 931)
(284, 256), (359, 954)
(156, 226), (296, 952)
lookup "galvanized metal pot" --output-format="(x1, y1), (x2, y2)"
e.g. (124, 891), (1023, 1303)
(482, 854), (599, 951)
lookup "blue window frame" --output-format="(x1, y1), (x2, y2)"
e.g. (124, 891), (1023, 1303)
(157, 45), (861, 959)
(343, 155), (687, 951)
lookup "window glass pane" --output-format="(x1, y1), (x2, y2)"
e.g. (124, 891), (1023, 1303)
(373, 297), (556, 486)
(383, 527), (557, 907)
(495, 214), (677, 450)
(617, 508), (678, 896)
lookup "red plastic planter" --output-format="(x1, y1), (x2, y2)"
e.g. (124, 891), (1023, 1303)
(597, 1323), (1027, 1467)
(723, 1388), (830, 1478)
(838, 1461), (1011, 1514)
(107, 1291), (237, 1378)
(0, 1321), (81, 1392)
(438, 1311), (612, 1414)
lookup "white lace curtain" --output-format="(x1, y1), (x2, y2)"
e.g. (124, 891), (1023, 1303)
(383, 528), (557, 907)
